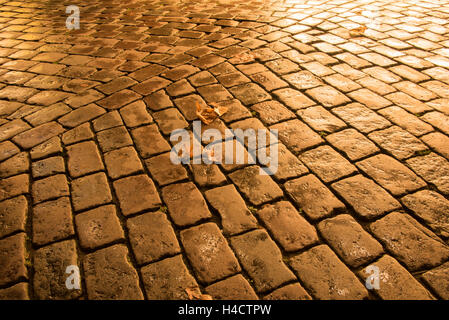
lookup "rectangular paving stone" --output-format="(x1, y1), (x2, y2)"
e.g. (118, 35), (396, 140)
(58, 104), (105, 128)
(378, 106), (434, 137)
(326, 129), (380, 161)
(263, 283), (311, 300)
(32, 174), (69, 204)
(162, 182), (211, 227)
(0, 151), (29, 178)
(127, 211), (180, 265)
(0, 86), (38, 102)
(406, 153), (449, 195)
(64, 89), (105, 109)
(92, 111), (123, 132)
(27, 91), (73, 107)
(96, 77), (138, 95)
(297, 106), (346, 133)
(113, 174), (161, 216)
(71, 172), (112, 212)
(67, 141), (104, 178)
(83, 244), (143, 300)
(368, 126), (428, 160)
(0, 101), (23, 118)
(257, 201), (318, 252)
(289, 245), (368, 300)
(422, 261), (449, 300)
(318, 214), (383, 267)
(0, 233), (27, 287)
(217, 72), (251, 88)
(363, 66), (402, 84)
(385, 92), (431, 114)
(131, 77), (171, 96)
(393, 81), (438, 101)
(332, 175), (401, 219)
(131, 124), (171, 158)
(97, 89), (142, 110)
(166, 79), (195, 97)
(0, 282), (29, 300)
(359, 255), (434, 300)
(61, 124), (94, 146)
(97, 126), (133, 153)
(250, 71), (288, 91)
(258, 143), (309, 181)
(24, 103), (71, 127)
(153, 108), (188, 135)
(75, 204), (125, 250)
(119, 100), (153, 128)
(0, 141), (19, 162)
(282, 71), (323, 90)
(129, 64), (168, 82)
(270, 119), (323, 154)
(333, 103), (391, 133)
(190, 163), (227, 187)
(402, 190), (449, 238)
(357, 154), (427, 196)
(348, 88), (392, 110)
(323, 73), (362, 92)
(198, 84), (234, 103)
(230, 229), (296, 293)
(0, 173), (29, 202)
(229, 166), (283, 206)
(181, 223), (241, 284)
(422, 132), (449, 160)
(421, 111), (449, 135)
(229, 83), (271, 105)
(0, 196), (27, 238)
(32, 197), (75, 246)
(205, 274), (259, 300)
(205, 184), (258, 236)
(272, 88), (315, 110)
(145, 152), (188, 186)
(300, 145), (357, 183)
(12, 122), (64, 149)
(140, 255), (200, 300)
(284, 174), (345, 221)
(33, 240), (80, 299)
(104, 146), (143, 180)
(251, 100), (295, 126)
(370, 212), (449, 271)
(306, 85), (351, 108)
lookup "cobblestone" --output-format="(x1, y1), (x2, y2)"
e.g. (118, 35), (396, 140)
(370, 212), (449, 271)
(1, 0), (449, 300)
(289, 245), (368, 300)
(75, 205), (124, 250)
(230, 230), (296, 293)
(181, 223), (241, 284)
(83, 244), (143, 300)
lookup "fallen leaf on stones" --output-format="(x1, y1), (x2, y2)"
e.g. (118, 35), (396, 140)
(210, 103), (229, 117)
(349, 26), (367, 37)
(185, 288), (213, 300)
(196, 103), (218, 125)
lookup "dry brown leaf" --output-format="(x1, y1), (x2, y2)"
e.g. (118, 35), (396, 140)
(196, 102), (218, 125)
(209, 103), (229, 117)
(214, 106), (228, 116)
(349, 26), (367, 37)
(185, 288), (213, 300)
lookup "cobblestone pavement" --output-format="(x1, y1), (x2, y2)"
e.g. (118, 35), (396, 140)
(1, 0), (449, 300)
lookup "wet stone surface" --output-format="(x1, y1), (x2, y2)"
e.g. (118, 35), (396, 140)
(0, 0), (449, 300)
